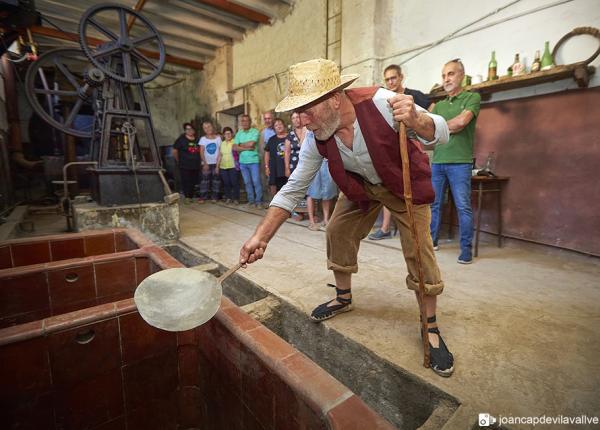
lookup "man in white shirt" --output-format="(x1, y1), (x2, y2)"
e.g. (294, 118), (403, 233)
(239, 59), (454, 377)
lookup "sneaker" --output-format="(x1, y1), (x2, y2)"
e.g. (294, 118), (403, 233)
(211, 199), (218, 203)
(197, 199), (205, 204)
(433, 242), (440, 251)
(457, 249), (473, 264)
(368, 229), (392, 240)
(233, 200), (240, 205)
(225, 199), (232, 204)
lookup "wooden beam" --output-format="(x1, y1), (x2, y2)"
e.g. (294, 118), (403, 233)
(29, 25), (204, 70)
(195, 0), (270, 24)
(127, 0), (149, 32)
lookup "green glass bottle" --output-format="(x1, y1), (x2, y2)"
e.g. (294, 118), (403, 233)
(541, 41), (554, 71)
(507, 63), (513, 77)
(487, 51), (498, 80)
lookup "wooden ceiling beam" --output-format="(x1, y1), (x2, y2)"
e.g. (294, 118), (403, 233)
(127, 0), (149, 31)
(194, 0), (270, 24)
(29, 25), (204, 70)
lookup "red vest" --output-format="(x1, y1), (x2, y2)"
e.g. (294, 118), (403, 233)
(315, 87), (434, 206)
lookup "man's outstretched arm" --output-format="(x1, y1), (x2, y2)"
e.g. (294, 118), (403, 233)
(240, 207), (290, 265)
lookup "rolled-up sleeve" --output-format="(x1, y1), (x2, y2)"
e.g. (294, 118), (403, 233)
(270, 134), (323, 213)
(416, 109), (449, 146)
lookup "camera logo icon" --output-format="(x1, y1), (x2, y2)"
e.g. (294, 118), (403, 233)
(479, 413), (497, 427)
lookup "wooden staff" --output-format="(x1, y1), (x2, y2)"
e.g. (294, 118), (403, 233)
(398, 122), (430, 368)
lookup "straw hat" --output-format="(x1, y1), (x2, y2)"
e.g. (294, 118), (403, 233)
(275, 59), (359, 112)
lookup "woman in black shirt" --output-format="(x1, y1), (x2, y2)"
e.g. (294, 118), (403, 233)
(173, 123), (201, 203)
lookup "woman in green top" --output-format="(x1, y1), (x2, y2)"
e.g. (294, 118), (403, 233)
(217, 127), (240, 204)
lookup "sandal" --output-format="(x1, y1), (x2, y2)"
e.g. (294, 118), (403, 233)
(421, 315), (454, 377)
(310, 283), (353, 322)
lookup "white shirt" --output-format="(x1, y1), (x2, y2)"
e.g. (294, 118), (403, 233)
(270, 88), (449, 213)
(198, 135), (222, 165)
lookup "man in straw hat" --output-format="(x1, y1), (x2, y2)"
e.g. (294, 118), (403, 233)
(239, 59), (453, 377)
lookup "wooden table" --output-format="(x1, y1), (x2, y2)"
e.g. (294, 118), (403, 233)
(447, 175), (510, 257)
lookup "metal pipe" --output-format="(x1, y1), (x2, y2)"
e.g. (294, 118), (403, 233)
(1, 54), (39, 169)
(61, 161), (98, 231)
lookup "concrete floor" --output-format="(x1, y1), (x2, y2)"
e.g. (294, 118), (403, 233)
(179, 202), (600, 429)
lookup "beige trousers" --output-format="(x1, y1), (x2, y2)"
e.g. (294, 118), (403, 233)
(326, 183), (444, 296)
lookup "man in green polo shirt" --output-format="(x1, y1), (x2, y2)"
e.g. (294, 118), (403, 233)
(430, 59), (481, 264)
(234, 114), (262, 207)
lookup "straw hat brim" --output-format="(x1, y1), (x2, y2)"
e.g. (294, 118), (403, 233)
(275, 74), (360, 113)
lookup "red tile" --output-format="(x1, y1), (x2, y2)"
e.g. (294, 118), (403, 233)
(243, 406), (267, 430)
(327, 394), (395, 429)
(178, 345), (200, 387)
(200, 320), (242, 396)
(91, 416), (126, 430)
(54, 369), (124, 429)
(115, 232), (136, 252)
(220, 305), (262, 333)
(243, 326), (297, 365)
(278, 352), (350, 416)
(115, 298), (136, 313)
(50, 298), (98, 316)
(273, 371), (301, 429)
(134, 257), (151, 284)
(0, 245), (12, 269)
(11, 241), (50, 267)
(48, 264), (96, 309)
(0, 391), (55, 430)
(126, 395), (178, 430)
(84, 234), (116, 256)
(177, 387), (203, 429)
(177, 328), (199, 346)
(95, 258), (136, 298)
(0, 309), (51, 329)
(0, 336), (51, 397)
(44, 303), (116, 333)
(48, 318), (121, 386)
(240, 347), (276, 429)
(96, 292), (133, 306)
(0, 272), (49, 317)
(50, 238), (85, 261)
(298, 399), (329, 430)
(123, 350), (179, 411)
(119, 312), (176, 364)
(0, 319), (44, 343)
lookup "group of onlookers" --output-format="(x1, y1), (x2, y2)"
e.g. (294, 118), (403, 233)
(171, 111), (338, 230)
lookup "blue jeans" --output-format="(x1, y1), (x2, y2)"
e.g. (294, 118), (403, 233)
(430, 163), (473, 252)
(239, 163), (262, 203)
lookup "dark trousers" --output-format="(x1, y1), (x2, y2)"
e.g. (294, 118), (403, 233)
(274, 176), (288, 191)
(220, 168), (240, 200)
(180, 168), (199, 198)
(199, 164), (221, 200)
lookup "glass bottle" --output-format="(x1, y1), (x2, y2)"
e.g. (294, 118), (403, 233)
(541, 41), (554, 70)
(507, 63), (513, 77)
(512, 53), (524, 76)
(530, 50), (541, 72)
(487, 51), (498, 80)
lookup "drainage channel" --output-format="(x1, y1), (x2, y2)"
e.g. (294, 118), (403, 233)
(164, 243), (462, 430)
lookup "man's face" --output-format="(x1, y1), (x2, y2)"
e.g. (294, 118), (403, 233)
(263, 112), (274, 128)
(240, 116), (250, 130)
(299, 96), (340, 141)
(442, 62), (464, 94)
(383, 69), (402, 92)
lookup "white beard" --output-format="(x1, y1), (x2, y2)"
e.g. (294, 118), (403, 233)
(313, 109), (341, 141)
